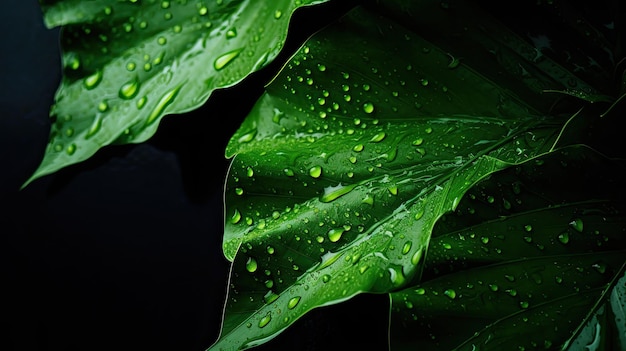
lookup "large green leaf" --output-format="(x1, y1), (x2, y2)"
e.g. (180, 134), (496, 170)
(24, 0), (330, 188)
(208, 0), (598, 348)
(390, 146), (626, 350)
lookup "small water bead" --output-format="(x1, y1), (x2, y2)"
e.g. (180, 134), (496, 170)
(327, 227), (344, 242)
(558, 232), (570, 244)
(126, 62), (136, 71)
(84, 70), (103, 89)
(370, 132), (386, 143)
(65, 127), (74, 137)
(226, 28), (237, 38)
(412, 138), (423, 146)
(214, 49), (242, 70)
(317, 63), (326, 72)
(246, 257), (258, 272)
(287, 296), (301, 309)
(569, 218), (583, 232)
(519, 301), (529, 309)
(98, 101), (109, 112)
(66, 143), (76, 155)
(136, 96), (147, 109)
(198, 6), (208, 15)
(363, 102), (375, 114)
(444, 289), (456, 299)
(258, 313), (271, 328)
(85, 117), (102, 139)
(146, 86), (180, 125)
(309, 166), (322, 178)
(274, 10), (282, 19)
(119, 78), (140, 99)
(402, 241), (412, 254)
(266, 246), (275, 254)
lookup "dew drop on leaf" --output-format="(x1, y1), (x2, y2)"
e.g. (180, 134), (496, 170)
(246, 257), (258, 273)
(569, 218), (584, 232)
(119, 78), (140, 99)
(363, 102), (375, 114)
(66, 143), (76, 155)
(258, 313), (271, 328)
(309, 165), (322, 178)
(558, 232), (569, 244)
(444, 289), (456, 299)
(85, 117), (102, 139)
(327, 227), (344, 243)
(146, 86), (181, 125)
(83, 70), (103, 89)
(287, 296), (301, 309)
(214, 49), (243, 70)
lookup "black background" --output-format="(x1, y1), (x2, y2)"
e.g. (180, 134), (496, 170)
(1, 1), (388, 350)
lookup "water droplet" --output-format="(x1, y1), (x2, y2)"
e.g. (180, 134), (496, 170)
(246, 257), (258, 272)
(226, 28), (237, 38)
(85, 117), (102, 139)
(287, 296), (301, 309)
(126, 62), (136, 71)
(415, 287), (425, 295)
(363, 102), (375, 114)
(274, 10), (282, 19)
(145, 86), (181, 125)
(444, 289), (456, 299)
(412, 138), (423, 146)
(402, 241), (412, 255)
(84, 70), (103, 89)
(230, 209), (241, 224)
(309, 166), (322, 178)
(322, 274), (331, 283)
(198, 6), (208, 16)
(558, 232), (570, 244)
(214, 49), (242, 70)
(258, 313), (271, 328)
(519, 301), (529, 309)
(66, 143), (76, 155)
(489, 284), (499, 291)
(524, 224), (533, 232)
(157, 36), (167, 45)
(119, 78), (140, 99)
(411, 248), (422, 265)
(266, 246), (275, 254)
(569, 218), (583, 232)
(317, 63), (326, 72)
(370, 132), (386, 143)
(64, 127), (74, 137)
(327, 227), (344, 243)
(98, 101), (108, 112)
(320, 183), (356, 203)
(405, 300), (413, 309)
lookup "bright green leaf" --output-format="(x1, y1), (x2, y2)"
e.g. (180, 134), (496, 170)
(24, 0), (330, 188)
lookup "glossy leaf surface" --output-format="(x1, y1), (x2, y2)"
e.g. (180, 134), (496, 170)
(391, 146), (626, 350)
(210, 1), (594, 348)
(26, 0), (328, 187)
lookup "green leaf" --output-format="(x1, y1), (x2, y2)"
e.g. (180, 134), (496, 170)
(210, 1), (590, 349)
(390, 146), (626, 350)
(24, 0), (329, 188)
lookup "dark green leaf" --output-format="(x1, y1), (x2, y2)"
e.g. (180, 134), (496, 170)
(210, 1), (590, 348)
(390, 146), (626, 350)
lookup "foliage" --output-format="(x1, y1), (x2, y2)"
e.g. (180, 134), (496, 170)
(31, 0), (626, 350)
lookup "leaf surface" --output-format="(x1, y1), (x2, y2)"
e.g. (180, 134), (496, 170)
(390, 146), (626, 350)
(25, 0), (329, 187)
(210, 1), (590, 348)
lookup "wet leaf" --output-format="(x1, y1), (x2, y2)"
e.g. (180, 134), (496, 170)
(390, 146), (626, 350)
(25, 0), (330, 187)
(209, 1), (594, 349)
